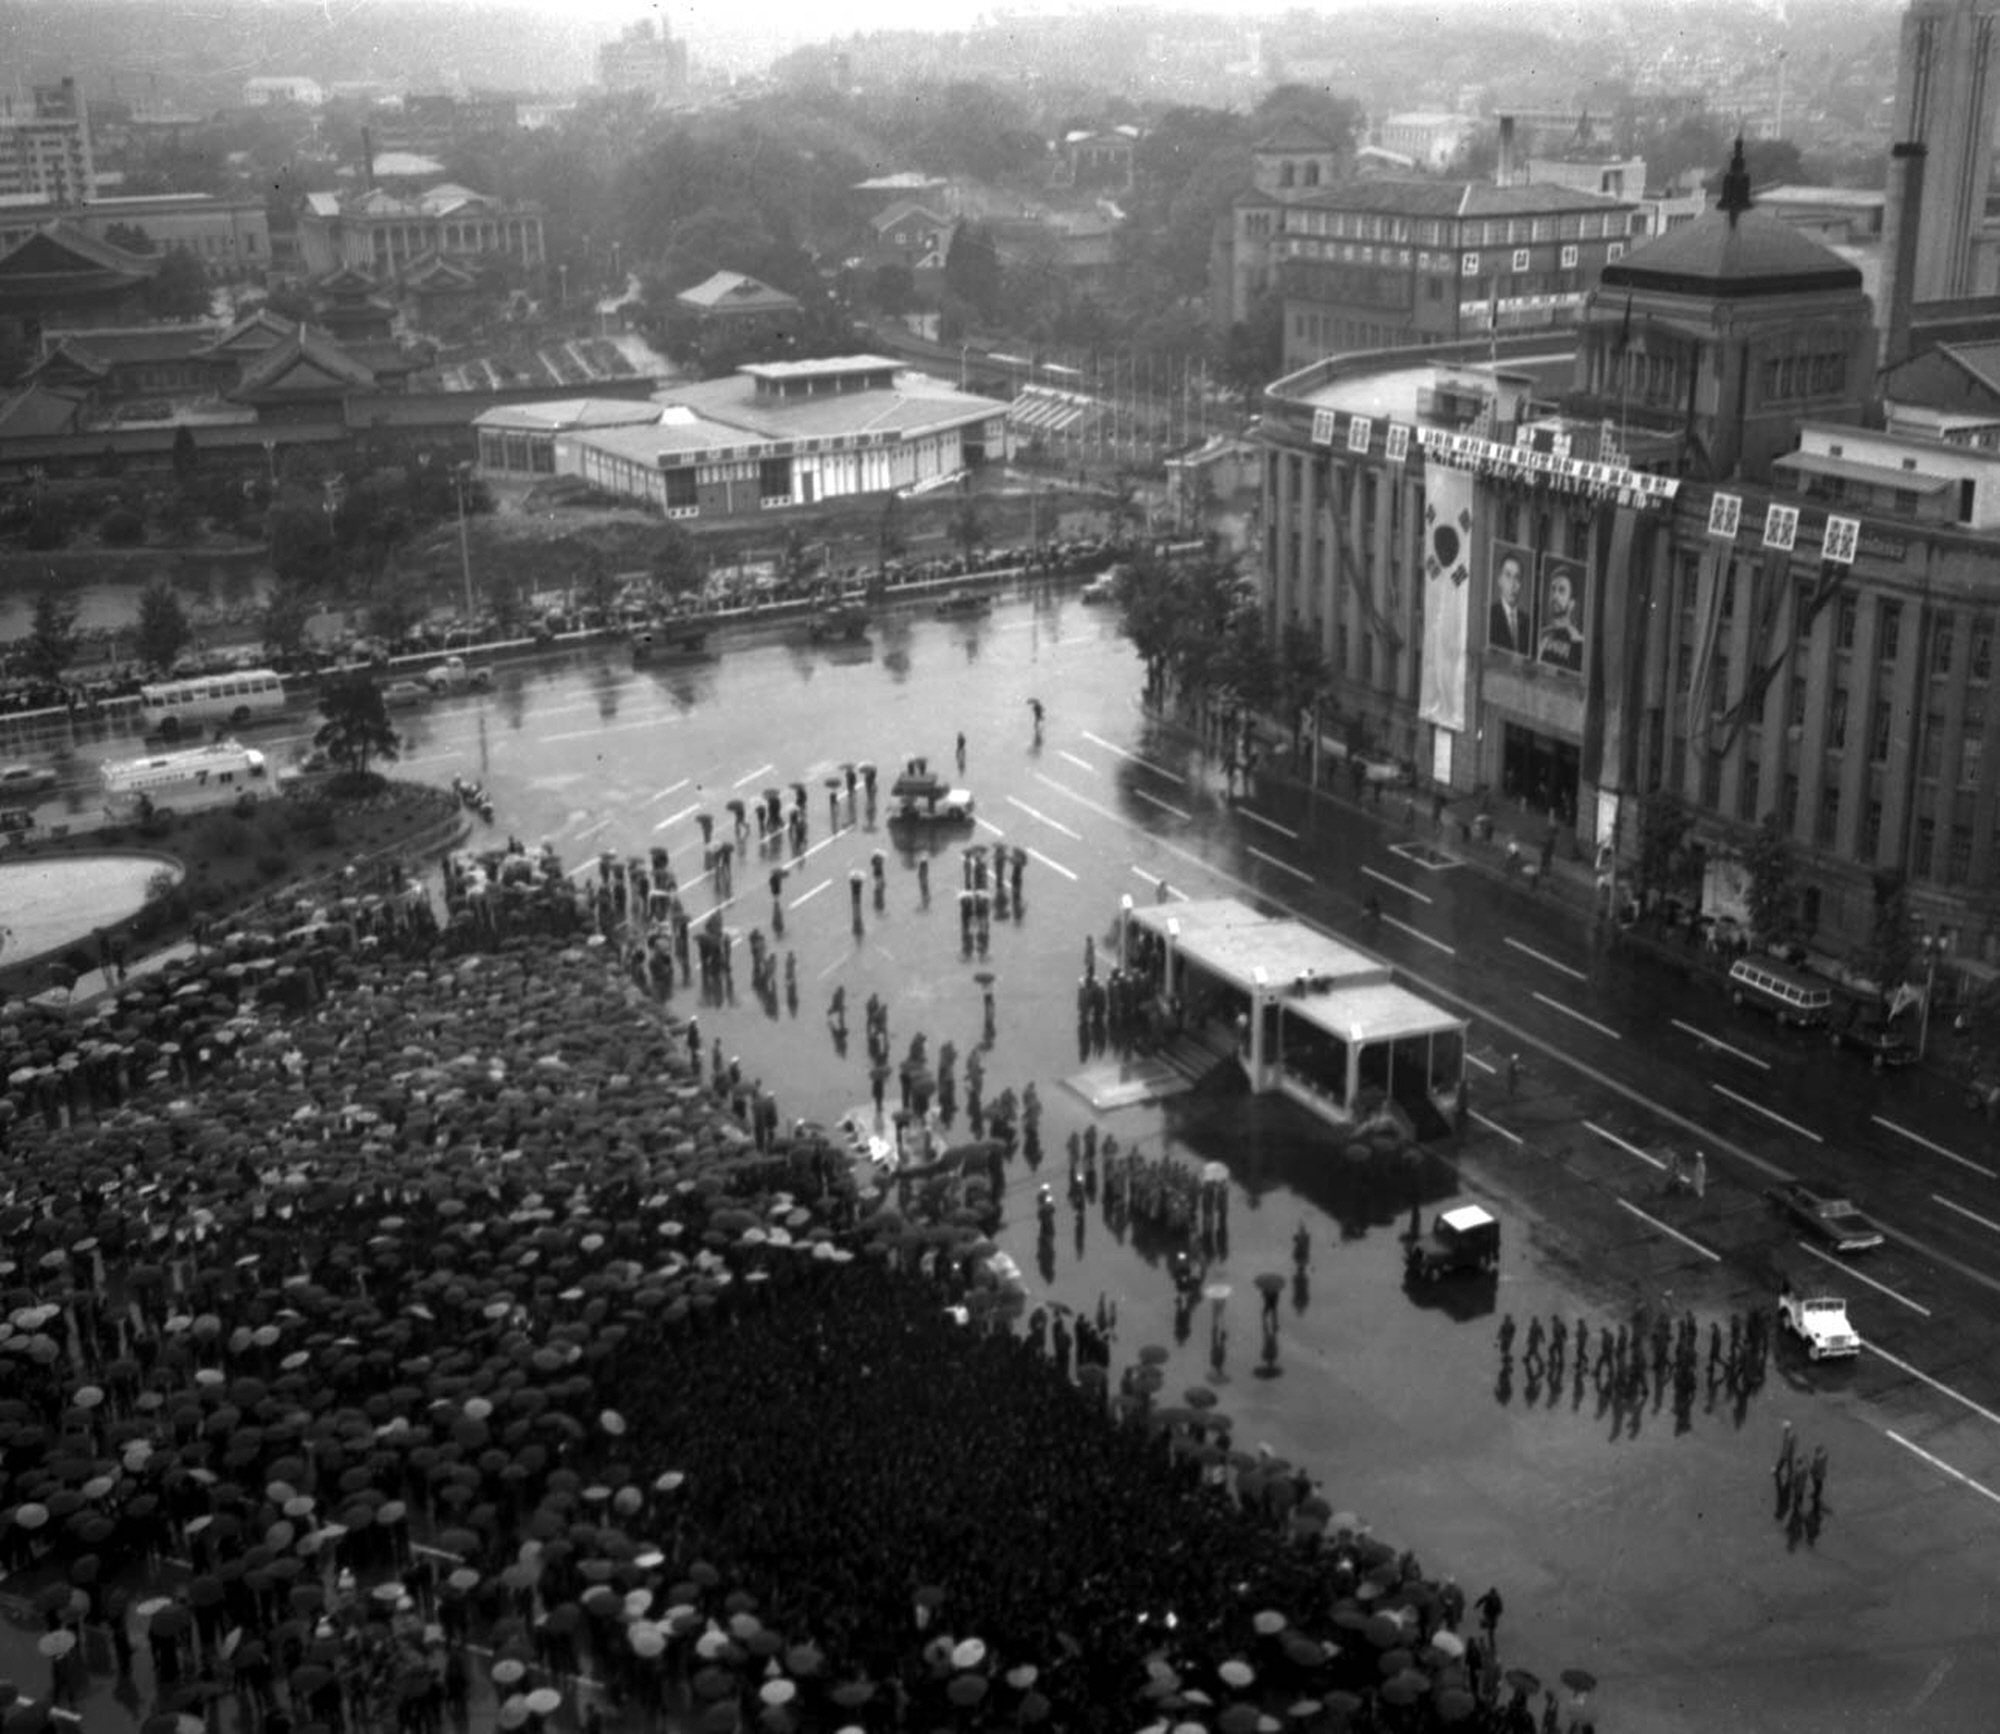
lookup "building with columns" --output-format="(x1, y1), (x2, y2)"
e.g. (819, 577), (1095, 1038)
(1254, 147), (2000, 965)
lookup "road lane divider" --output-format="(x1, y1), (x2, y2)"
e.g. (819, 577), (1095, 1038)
(1247, 845), (1313, 884)
(1875, 1115), (1995, 1179)
(1796, 1242), (1930, 1317)
(654, 803), (701, 832)
(1026, 847), (1078, 882)
(1130, 867), (1191, 900)
(1469, 1110), (1521, 1145)
(1084, 730), (1186, 784)
(732, 762), (775, 788)
(789, 879), (831, 911)
(576, 816), (614, 841)
(1239, 808), (1299, 840)
(1616, 1198), (1721, 1261)
(1884, 1430), (2000, 1509)
(1531, 991), (1621, 1041)
(1670, 1018), (1770, 1070)
(1363, 864), (1432, 905)
(1710, 1083), (1823, 1142)
(976, 817), (1006, 839)
(543, 714), (683, 744)
(1932, 1195), (2000, 1237)
(1384, 915), (1454, 956)
(1585, 1121), (1665, 1171)
(1504, 936), (1587, 982)
(1866, 1341), (2000, 1430)
(1131, 786), (1193, 822)
(645, 778), (691, 805)
(1058, 750), (1096, 774)
(1004, 795), (1083, 840)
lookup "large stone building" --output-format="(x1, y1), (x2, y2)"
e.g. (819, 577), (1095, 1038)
(0, 78), (94, 205)
(297, 183), (545, 280)
(1253, 149), (1999, 964)
(597, 19), (690, 104)
(1217, 119), (1345, 331)
(0, 193), (271, 282)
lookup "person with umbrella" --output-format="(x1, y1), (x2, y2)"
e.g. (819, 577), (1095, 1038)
(1028, 697), (1044, 740)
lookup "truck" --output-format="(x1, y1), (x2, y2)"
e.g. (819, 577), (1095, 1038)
(1778, 1287), (1860, 1361)
(102, 739), (283, 821)
(424, 656), (494, 695)
(1404, 1204), (1501, 1281)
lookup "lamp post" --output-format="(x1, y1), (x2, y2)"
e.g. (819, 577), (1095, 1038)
(452, 463), (476, 626)
(1918, 932), (1949, 1059)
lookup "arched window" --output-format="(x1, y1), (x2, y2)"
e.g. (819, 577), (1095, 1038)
(1280, 162), (1295, 188)
(1305, 161), (1321, 187)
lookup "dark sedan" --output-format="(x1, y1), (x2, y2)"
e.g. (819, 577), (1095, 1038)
(1831, 1008), (1916, 1070)
(1766, 1181), (1885, 1253)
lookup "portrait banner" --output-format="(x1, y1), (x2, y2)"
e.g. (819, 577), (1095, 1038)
(1487, 539), (1535, 659)
(1536, 553), (1586, 676)
(1419, 465), (1475, 730)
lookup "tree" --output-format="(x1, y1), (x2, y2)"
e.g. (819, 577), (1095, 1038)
(133, 580), (193, 674)
(102, 221), (155, 255)
(1276, 619), (1329, 754)
(260, 579), (316, 666)
(1636, 788), (1693, 902)
(1861, 871), (1916, 996)
(950, 494), (986, 567)
(267, 499), (337, 590)
(314, 672), (401, 784)
(1222, 295), (1284, 412)
(144, 249), (212, 321)
(21, 582), (80, 684)
(171, 425), (201, 487)
(649, 525), (704, 603)
(943, 223), (1003, 324)
(1742, 813), (1799, 946)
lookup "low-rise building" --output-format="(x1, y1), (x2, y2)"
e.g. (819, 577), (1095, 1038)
(672, 271), (802, 356)
(0, 193), (270, 282)
(297, 182), (544, 279)
(1378, 113), (1471, 173)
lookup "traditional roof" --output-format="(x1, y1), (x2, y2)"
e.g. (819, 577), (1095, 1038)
(1289, 177), (1631, 220)
(398, 252), (481, 291)
(870, 200), (951, 235)
(316, 266), (383, 299)
(0, 382), (87, 436)
(193, 309), (298, 359)
(675, 271), (800, 314)
(231, 328), (383, 399)
(1601, 202), (1861, 298)
(36, 323), (221, 371)
(0, 222), (159, 304)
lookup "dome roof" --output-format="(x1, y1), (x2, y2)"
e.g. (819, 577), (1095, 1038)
(1602, 205), (1863, 299)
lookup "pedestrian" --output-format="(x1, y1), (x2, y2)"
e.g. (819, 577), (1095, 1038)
(1505, 1053), (1521, 1099)
(1809, 1443), (1828, 1512)
(1474, 1585), (1503, 1657)
(1693, 1149), (1707, 1198)
(1775, 1419), (1796, 1491)
(956, 731), (966, 770)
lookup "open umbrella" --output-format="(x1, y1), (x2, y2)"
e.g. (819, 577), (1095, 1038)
(1561, 1668), (1599, 1696)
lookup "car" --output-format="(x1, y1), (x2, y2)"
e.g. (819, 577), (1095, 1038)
(1765, 1181), (1885, 1253)
(1778, 1287), (1861, 1361)
(0, 764), (58, 799)
(1404, 1203), (1500, 1281)
(381, 680), (433, 710)
(888, 786), (975, 827)
(1830, 1007), (1915, 1069)
(1079, 572), (1122, 603)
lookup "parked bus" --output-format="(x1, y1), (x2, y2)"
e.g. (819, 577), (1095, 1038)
(102, 739), (280, 820)
(139, 668), (288, 737)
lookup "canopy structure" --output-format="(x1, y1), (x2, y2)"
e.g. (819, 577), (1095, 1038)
(1121, 896), (1465, 1136)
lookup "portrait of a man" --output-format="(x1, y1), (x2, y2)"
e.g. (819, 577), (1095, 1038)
(1537, 557), (1585, 673)
(1488, 545), (1533, 656)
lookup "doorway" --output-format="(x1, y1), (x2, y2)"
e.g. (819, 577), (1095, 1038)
(1501, 722), (1580, 824)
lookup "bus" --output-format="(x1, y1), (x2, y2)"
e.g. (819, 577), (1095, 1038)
(139, 668), (288, 738)
(102, 739), (280, 821)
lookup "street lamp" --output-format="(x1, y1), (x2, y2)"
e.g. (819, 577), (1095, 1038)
(1918, 932), (1950, 1058)
(453, 462), (477, 626)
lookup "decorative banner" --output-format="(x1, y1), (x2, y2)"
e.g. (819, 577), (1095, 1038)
(1762, 502), (1798, 551)
(1385, 423), (1411, 463)
(1487, 540), (1535, 659)
(1346, 416), (1372, 453)
(1416, 425), (1678, 511)
(1419, 465), (1475, 731)
(1822, 514), (1861, 565)
(1684, 546), (1729, 734)
(1536, 553), (1586, 675)
(1707, 492), (1742, 540)
(1310, 409), (1337, 446)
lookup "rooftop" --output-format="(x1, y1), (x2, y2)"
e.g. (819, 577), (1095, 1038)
(1289, 177), (1633, 219)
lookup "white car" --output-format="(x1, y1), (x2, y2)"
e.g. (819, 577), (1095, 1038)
(0, 764), (58, 799)
(1779, 1289), (1860, 1361)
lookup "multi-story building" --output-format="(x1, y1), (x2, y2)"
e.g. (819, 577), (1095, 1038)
(597, 19), (689, 104)
(1269, 176), (1635, 372)
(1252, 147), (1999, 962)
(1217, 119), (1346, 332)
(0, 193), (270, 282)
(0, 79), (94, 205)
(1378, 113), (1471, 173)
(297, 183), (545, 279)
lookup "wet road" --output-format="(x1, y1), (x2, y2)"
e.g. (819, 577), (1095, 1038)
(17, 585), (2000, 1732)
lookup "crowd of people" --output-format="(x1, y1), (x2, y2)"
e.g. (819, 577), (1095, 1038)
(0, 835), (1590, 1734)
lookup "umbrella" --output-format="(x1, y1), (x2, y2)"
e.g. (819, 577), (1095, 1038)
(35, 1632), (75, 1659)
(1561, 1669), (1599, 1696)
(1429, 1630), (1466, 1660)
(1253, 1273), (1285, 1295)
(1503, 1669), (1543, 1697)
(1436, 1686), (1476, 1724)
(524, 1688), (561, 1715)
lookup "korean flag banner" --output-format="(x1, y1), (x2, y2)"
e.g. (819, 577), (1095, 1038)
(1419, 465), (1475, 731)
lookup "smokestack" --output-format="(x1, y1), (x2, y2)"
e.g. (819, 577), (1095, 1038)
(361, 124), (375, 190)
(1496, 115), (1516, 188)
(1882, 141), (1926, 373)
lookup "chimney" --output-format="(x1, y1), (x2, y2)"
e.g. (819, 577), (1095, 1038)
(361, 124), (376, 190)
(1496, 115), (1516, 188)
(1881, 141), (1926, 373)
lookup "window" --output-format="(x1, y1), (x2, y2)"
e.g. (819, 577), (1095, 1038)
(1739, 758), (1759, 821)
(1817, 785), (1840, 846)
(1879, 603), (1902, 663)
(1862, 800), (1882, 861)
(1280, 163), (1295, 188)
(1947, 826), (1973, 884)
(1789, 676), (1807, 728)
(1827, 688), (1847, 750)
(1781, 773), (1800, 830)
(1922, 712), (1946, 777)
(1974, 618), (1995, 681)
(1961, 703), (1984, 784)
(1305, 162), (1320, 187)
(1836, 598), (1857, 651)
(1871, 699), (1892, 762)
(758, 457), (790, 502)
(664, 468), (697, 512)
(1914, 815), (1936, 877)
(1607, 241), (1625, 261)
(1934, 613), (1956, 676)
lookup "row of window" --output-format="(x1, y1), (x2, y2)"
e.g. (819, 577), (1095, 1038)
(1685, 567), (1995, 680)
(1279, 209), (1625, 247)
(1759, 352), (1847, 402)
(1705, 761), (1987, 884)
(1278, 239), (1597, 276)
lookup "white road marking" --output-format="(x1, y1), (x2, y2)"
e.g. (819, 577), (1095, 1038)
(1670, 1018), (1770, 1070)
(1058, 750), (1096, 774)
(576, 816), (614, 840)
(1504, 936), (1587, 982)
(1932, 1194), (2000, 1237)
(1025, 847), (1077, 882)
(1531, 991), (1621, 1041)
(1083, 730), (1186, 784)
(1711, 1083), (1823, 1143)
(976, 817), (1007, 838)
(1616, 1198), (1721, 1262)
(1384, 914), (1454, 956)
(1132, 786), (1193, 822)
(1363, 863), (1431, 905)
(645, 778), (691, 805)
(732, 762), (774, 788)
(1247, 845), (1312, 884)
(1875, 1115), (1996, 1179)
(542, 714), (683, 744)
(1470, 1110), (1520, 1144)
(1129, 867), (1190, 900)
(1239, 808), (1298, 840)
(1796, 1242), (1930, 1317)
(654, 803), (700, 832)
(1884, 1431), (2000, 1510)
(789, 879), (831, 911)
(1468, 1054), (1496, 1074)
(1004, 795), (1082, 840)
(1868, 1342), (2000, 1430)
(1585, 1120), (1665, 1171)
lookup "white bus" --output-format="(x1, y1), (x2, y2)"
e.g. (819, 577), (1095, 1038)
(139, 668), (288, 737)
(102, 739), (280, 820)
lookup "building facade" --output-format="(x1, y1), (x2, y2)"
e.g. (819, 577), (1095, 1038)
(1217, 120), (1345, 332)
(0, 193), (270, 281)
(297, 184), (544, 279)
(0, 79), (94, 205)
(597, 20), (690, 104)
(1253, 160), (2000, 963)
